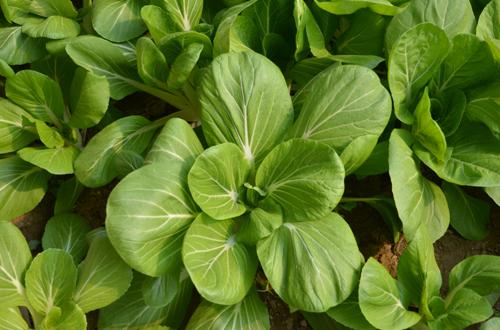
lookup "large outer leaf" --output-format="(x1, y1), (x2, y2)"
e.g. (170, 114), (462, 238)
(0, 222), (31, 308)
(388, 130), (449, 242)
(257, 213), (363, 312)
(466, 78), (500, 137)
(0, 157), (50, 221)
(448, 255), (500, 297)
(327, 291), (377, 330)
(186, 290), (269, 330)
(74, 116), (155, 187)
(314, 0), (399, 16)
(359, 258), (421, 330)
(256, 139), (344, 221)
(476, 0), (500, 40)
(199, 51), (293, 166)
(388, 23), (450, 124)
(0, 98), (37, 154)
(291, 65), (391, 174)
(107, 164), (198, 276)
(182, 214), (257, 305)
(92, 0), (148, 42)
(0, 307), (28, 330)
(25, 249), (77, 315)
(385, 0), (475, 51)
(21, 16), (80, 39)
(188, 143), (249, 220)
(0, 27), (46, 65)
(156, 0), (203, 32)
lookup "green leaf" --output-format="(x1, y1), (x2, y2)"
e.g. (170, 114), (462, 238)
(411, 88), (447, 160)
(35, 121), (64, 149)
(0, 26), (46, 65)
(442, 182), (490, 241)
(429, 288), (493, 330)
(388, 130), (449, 242)
(74, 115), (155, 187)
(289, 58), (339, 89)
(68, 68), (110, 128)
(433, 88), (467, 137)
(161, 270), (194, 328)
(17, 146), (80, 175)
(167, 42), (203, 90)
(186, 289), (269, 330)
(0, 157), (50, 221)
(236, 200), (283, 245)
(466, 78), (500, 137)
(291, 64), (391, 174)
(73, 232), (132, 313)
(92, 0), (148, 42)
(42, 214), (91, 262)
(359, 258), (421, 330)
(0, 307), (29, 330)
(481, 317), (500, 330)
(145, 118), (203, 172)
(199, 51), (293, 166)
(140, 5), (178, 43)
(156, 0), (203, 32)
(182, 214), (258, 305)
(476, 0), (500, 41)
(142, 271), (179, 308)
(256, 139), (344, 221)
(414, 120), (500, 187)
(25, 249), (77, 315)
(28, 0), (78, 18)
(388, 23), (450, 124)
(188, 143), (249, 220)
(314, 0), (399, 16)
(294, 0), (331, 59)
(448, 255), (500, 297)
(0, 98), (37, 154)
(6, 70), (65, 126)
(158, 31), (212, 64)
(106, 164), (198, 276)
(136, 37), (169, 90)
(0, 222), (31, 308)
(327, 291), (377, 330)
(354, 141), (389, 177)
(39, 303), (86, 330)
(385, 0), (475, 51)
(364, 197), (401, 243)
(257, 213), (364, 312)
(0, 59), (15, 78)
(485, 186), (500, 206)
(21, 16), (80, 39)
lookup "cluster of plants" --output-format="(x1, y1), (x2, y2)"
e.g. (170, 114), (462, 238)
(0, 0), (499, 329)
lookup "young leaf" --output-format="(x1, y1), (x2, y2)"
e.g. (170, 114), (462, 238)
(0, 59), (15, 78)
(0, 157), (50, 221)
(199, 51), (293, 166)
(257, 213), (364, 312)
(106, 164), (198, 276)
(0, 98), (37, 154)
(0, 307), (29, 330)
(142, 271), (179, 308)
(25, 249), (77, 315)
(35, 121), (64, 149)
(186, 289), (269, 330)
(466, 78), (500, 138)
(74, 115), (155, 187)
(21, 16), (80, 39)
(236, 200), (283, 245)
(39, 303), (86, 330)
(0, 27), (46, 65)
(256, 139), (344, 221)
(42, 214), (91, 262)
(73, 232), (133, 313)
(359, 258), (421, 329)
(136, 37), (169, 90)
(433, 88), (467, 137)
(182, 214), (258, 305)
(291, 64), (391, 174)
(448, 255), (500, 297)
(92, 0), (148, 42)
(17, 146), (80, 175)
(0, 222), (31, 308)
(69, 68), (110, 128)
(140, 5), (179, 43)
(476, 0), (500, 41)
(354, 140), (389, 177)
(188, 143), (249, 220)
(166, 42), (203, 90)
(388, 23), (450, 124)
(157, 0), (203, 32)
(314, 0), (399, 16)
(388, 130), (449, 242)
(327, 291), (377, 329)
(158, 31), (212, 64)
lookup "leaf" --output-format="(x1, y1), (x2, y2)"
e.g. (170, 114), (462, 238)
(106, 164), (198, 276)
(354, 141), (389, 177)
(476, 0), (500, 41)
(466, 78), (500, 137)
(35, 121), (64, 149)
(188, 143), (249, 220)
(257, 213), (364, 312)
(39, 303), (86, 330)
(0, 26), (46, 65)
(92, 0), (148, 42)
(442, 182), (490, 241)
(388, 130), (449, 242)
(25, 249), (77, 315)
(411, 88), (447, 160)
(359, 258), (421, 329)
(74, 115), (155, 187)
(414, 120), (500, 187)
(481, 317), (500, 330)
(0, 157), (50, 221)
(199, 51), (293, 166)
(0, 59), (15, 78)
(140, 5), (178, 43)
(256, 139), (344, 221)
(327, 291), (376, 329)
(448, 255), (500, 297)
(385, 0), (475, 51)
(142, 271), (179, 308)
(157, 0), (203, 32)
(291, 64), (391, 173)
(17, 146), (80, 175)
(182, 214), (258, 305)
(186, 289), (269, 330)
(73, 232), (133, 313)
(158, 31), (212, 64)
(161, 270), (194, 328)
(388, 23), (450, 124)
(0, 98), (37, 154)
(28, 0), (78, 18)
(236, 200), (283, 245)
(485, 186), (500, 206)
(364, 197), (401, 243)
(167, 42), (203, 90)
(0, 307), (28, 330)
(41, 214), (91, 262)
(429, 288), (493, 330)
(433, 88), (467, 137)
(0, 222), (31, 308)
(314, 0), (399, 16)
(21, 16), (80, 39)
(136, 37), (169, 90)
(69, 68), (110, 128)
(6, 70), (65, 126)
